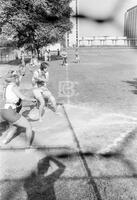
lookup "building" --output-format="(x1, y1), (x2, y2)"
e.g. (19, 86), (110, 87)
(124, 5), (137, 46)
(79, 36), (127, 47)
(67, 1), (134, 47)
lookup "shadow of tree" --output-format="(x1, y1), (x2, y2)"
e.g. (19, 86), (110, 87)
(123, 79), (137, 94)
(99, 153), (137, 177)
(98, 126), (137, 177)
(24, 156), (65, 200)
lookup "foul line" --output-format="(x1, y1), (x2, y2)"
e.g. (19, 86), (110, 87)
(62, 104), (102, 200)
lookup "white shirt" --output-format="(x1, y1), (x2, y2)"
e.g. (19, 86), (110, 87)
(32, 69), (49, 88)
(44, 52), (48, 61)
(4, 83), (19, 109)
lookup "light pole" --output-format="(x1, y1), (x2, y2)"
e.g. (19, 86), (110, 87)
(66, 0), (79, 48)
(76, 0), (79, 47)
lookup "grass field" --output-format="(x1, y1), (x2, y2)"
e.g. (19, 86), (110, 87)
(49, 48), (137, 116)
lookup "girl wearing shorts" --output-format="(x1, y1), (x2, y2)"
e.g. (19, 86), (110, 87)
(32, 62), (57, 121)
(0, 71), (35, 146)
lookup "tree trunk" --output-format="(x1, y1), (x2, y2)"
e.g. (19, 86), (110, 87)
(36, 48), (40, 59)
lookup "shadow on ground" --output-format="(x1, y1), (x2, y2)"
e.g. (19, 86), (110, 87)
(123, 78), (137, 95)
(24, 156), (65, 200)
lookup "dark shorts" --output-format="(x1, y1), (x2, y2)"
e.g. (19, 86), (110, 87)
(16, 98), (22, 113)
(0, 107), (21, 123)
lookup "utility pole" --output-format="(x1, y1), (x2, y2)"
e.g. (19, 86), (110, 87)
(66, 0), (79, 48)
(76, 0), (79, 47)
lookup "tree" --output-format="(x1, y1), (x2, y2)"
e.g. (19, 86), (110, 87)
(0, 0), (73, 55)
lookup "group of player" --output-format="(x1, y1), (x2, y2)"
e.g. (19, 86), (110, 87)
(0, 47), (80, 147)
(61, 48), (80, 66)
(0, 56), (57, 147)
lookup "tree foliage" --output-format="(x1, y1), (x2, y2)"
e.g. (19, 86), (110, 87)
(0, 0), (73, 52)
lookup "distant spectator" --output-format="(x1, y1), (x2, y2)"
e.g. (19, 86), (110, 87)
(57, 49), (60, 56)
(44, 50), (48, 62)
(47, 49), (51, 61)
(21, 50), (25, 65)
(61, 48), (68, 66)
(29, 55), (39, 72)
(18, 64), (26, 82)
(75, 49), (80, 63)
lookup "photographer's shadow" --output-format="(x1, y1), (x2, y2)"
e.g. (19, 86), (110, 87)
(24, 156), (65, 200)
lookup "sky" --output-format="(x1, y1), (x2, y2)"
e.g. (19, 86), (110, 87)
(72, 0), (137, 37)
